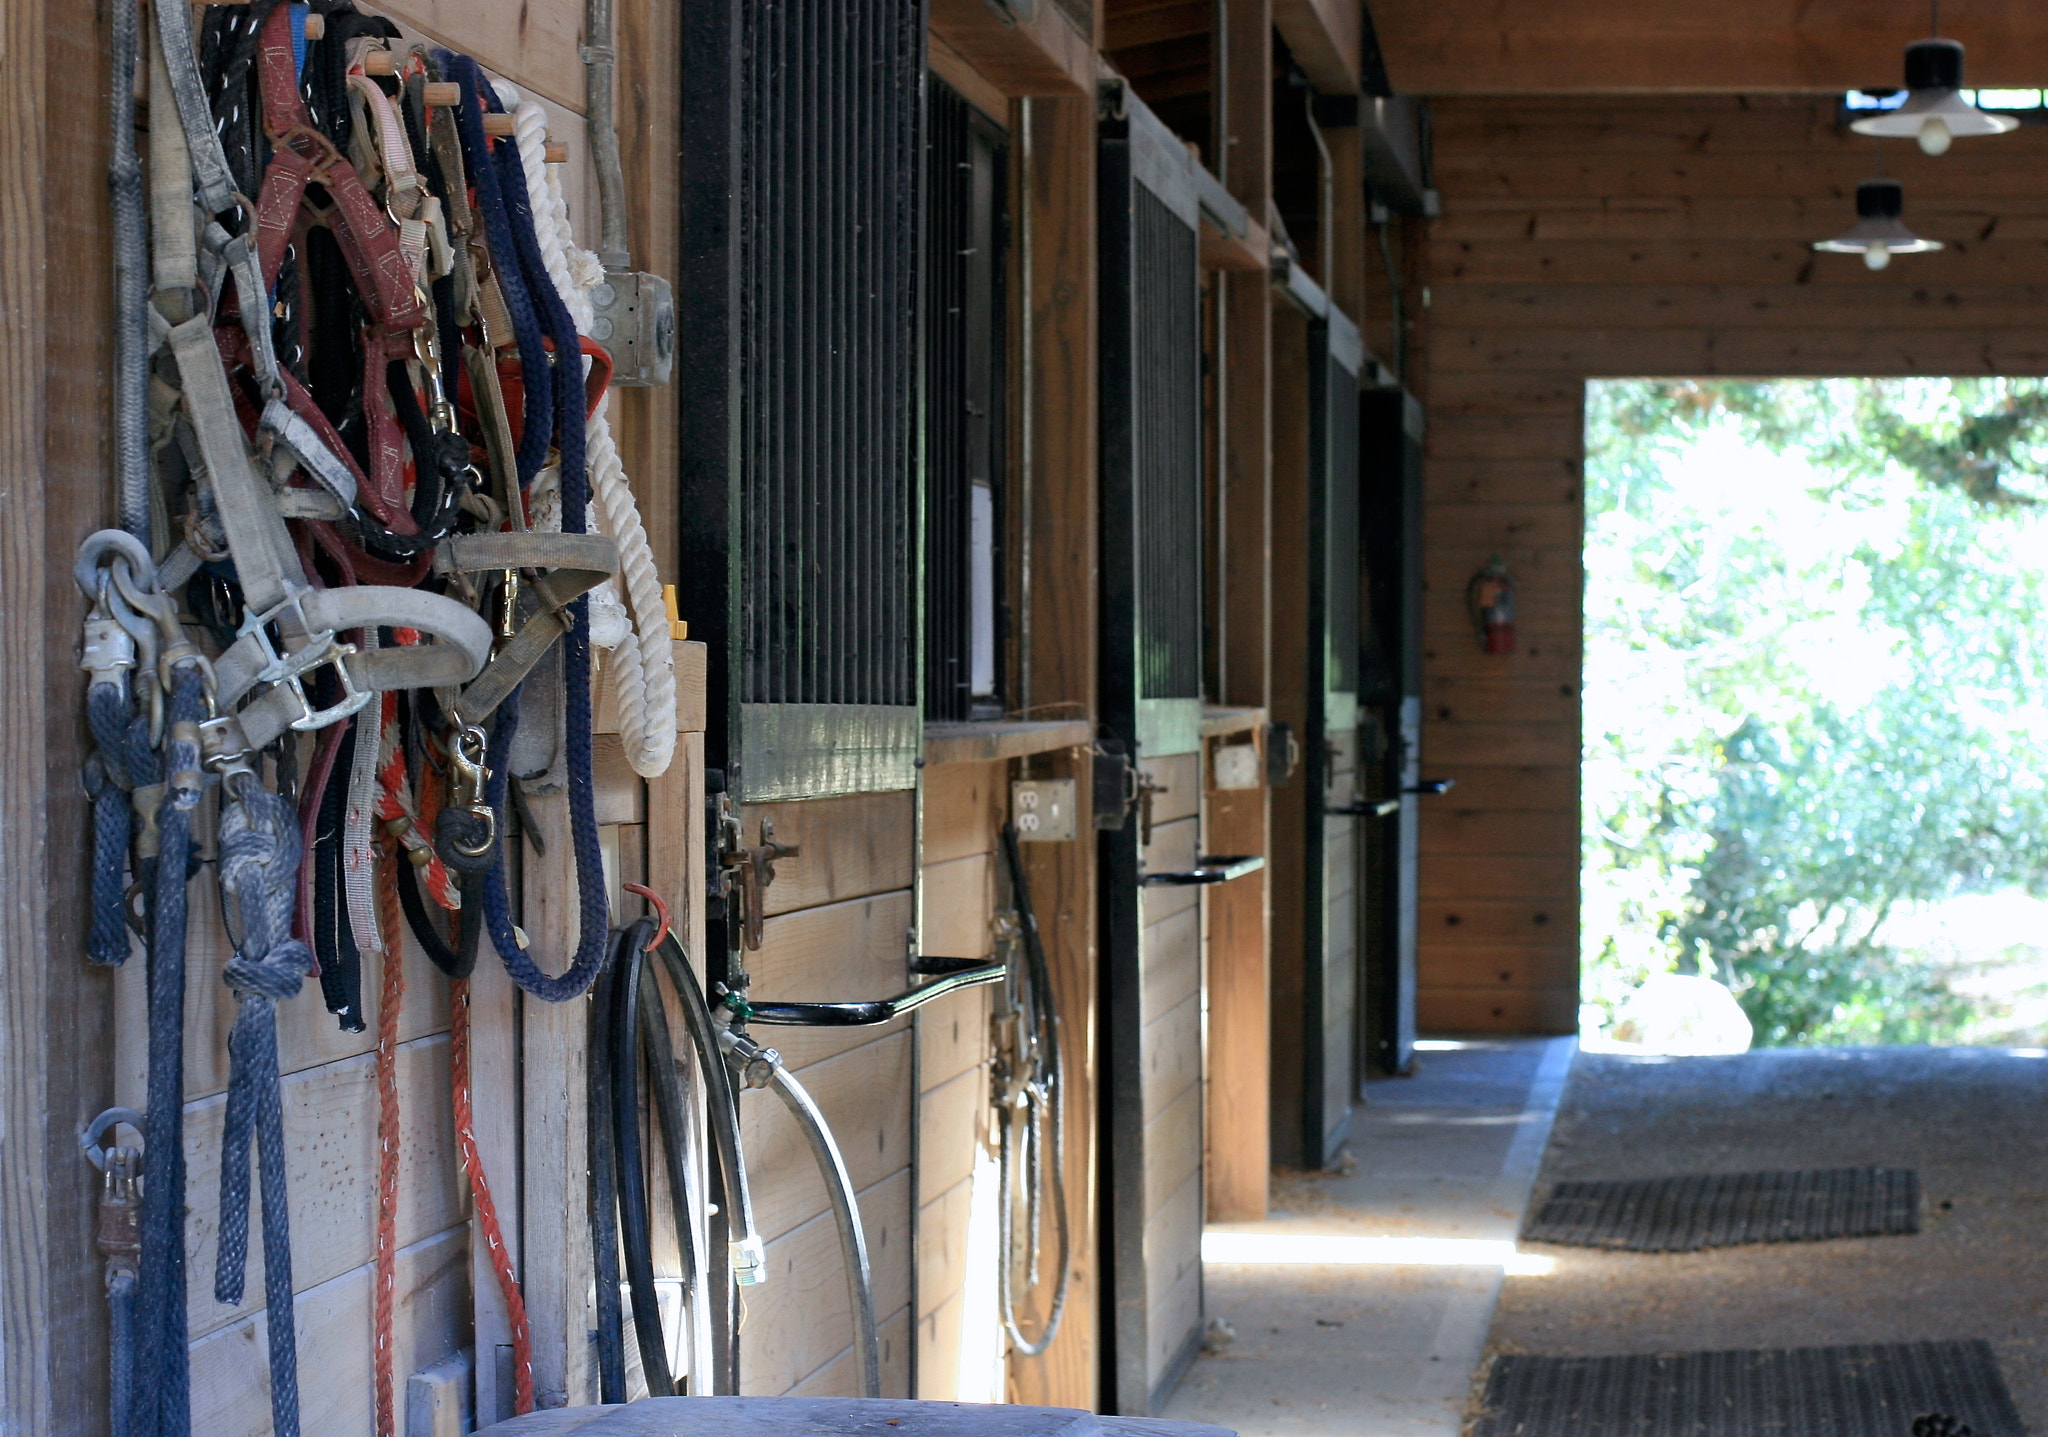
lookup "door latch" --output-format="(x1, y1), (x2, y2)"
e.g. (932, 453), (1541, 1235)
(719, 816), (801, 952)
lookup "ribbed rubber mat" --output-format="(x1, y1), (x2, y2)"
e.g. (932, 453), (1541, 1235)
(1473, 1341), (2023, 1437)
(1525, 1168), (1919, 1252)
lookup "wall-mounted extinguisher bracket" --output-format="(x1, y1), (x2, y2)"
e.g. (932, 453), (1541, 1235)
(1467, 555), (1517, 654)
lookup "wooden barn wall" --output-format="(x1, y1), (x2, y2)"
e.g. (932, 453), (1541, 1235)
(1411, 94), (2048, 1034)
(0, 0), (693, 1425)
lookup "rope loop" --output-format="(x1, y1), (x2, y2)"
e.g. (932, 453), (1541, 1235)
(223, 939), (313, 1004)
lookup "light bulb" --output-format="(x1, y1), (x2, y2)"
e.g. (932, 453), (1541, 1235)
(1864, 241), (1892, 271)
(1919, 115), (1953, 155)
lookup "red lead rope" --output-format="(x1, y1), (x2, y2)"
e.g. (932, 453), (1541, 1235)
(373, 851), (407, 1437)
(452, 975), (536, 1415)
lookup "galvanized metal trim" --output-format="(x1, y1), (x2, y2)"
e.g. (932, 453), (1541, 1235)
(1326, 303), (1364, 378)
(1122, 92), (1199, 229)
(1136, 697), (1203, 758)
(1325, 691), (1359, 734)
(737, 703), (921, 801)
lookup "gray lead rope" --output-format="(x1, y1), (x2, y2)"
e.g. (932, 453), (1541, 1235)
(213, 773), (312, 1437)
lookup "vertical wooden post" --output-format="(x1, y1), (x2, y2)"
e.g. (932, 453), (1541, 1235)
(8, 0), (119, 1427)
(1325, 120), (1366, 328)
(521, 795), (594, 1408)
(0, 0), (55, 1423)
(1004, 92), (1101, 1414)
(1204, 0), (1275, 1222)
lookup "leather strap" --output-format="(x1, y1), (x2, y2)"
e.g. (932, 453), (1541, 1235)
(435, 533), (618, 726)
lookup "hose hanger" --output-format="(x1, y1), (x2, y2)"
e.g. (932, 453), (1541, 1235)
(719, 959), (1007, 1027)
(994, 821), (1072, 1357)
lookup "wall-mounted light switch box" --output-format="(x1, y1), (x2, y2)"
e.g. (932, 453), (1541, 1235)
(1211, 742), (1261, 791)
(1012, 779), (1077, 841)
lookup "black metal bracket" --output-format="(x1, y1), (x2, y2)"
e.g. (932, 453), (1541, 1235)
(1406, 779), (1456, 795)
(1324, 800), (1403, 818)
(725, 960), (1006, 1028)
(1141, 854), (1266, 887)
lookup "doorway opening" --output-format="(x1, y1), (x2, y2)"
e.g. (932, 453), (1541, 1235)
(1580, 378), (2048, 1050)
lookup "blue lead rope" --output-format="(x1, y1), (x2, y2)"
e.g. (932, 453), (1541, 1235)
(134, 663), (205, 1437)
(214, 775), (312, 1437)
(440, 51), (610, 1002)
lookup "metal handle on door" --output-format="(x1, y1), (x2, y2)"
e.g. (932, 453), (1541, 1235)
(1141, 854), (1267, 887)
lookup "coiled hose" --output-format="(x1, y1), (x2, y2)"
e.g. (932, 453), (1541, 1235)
(996, 822), (1071, 1357)
(591, 922), (761, 1396)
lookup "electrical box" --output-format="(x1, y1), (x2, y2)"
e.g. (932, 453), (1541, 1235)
(1211, 741), (1261, 791)
(591, 269), (676, 387)
(1011, 779), (1077, 842)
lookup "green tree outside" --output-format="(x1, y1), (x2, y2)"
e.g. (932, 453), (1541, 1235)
(1583, 379), (2048, 1047)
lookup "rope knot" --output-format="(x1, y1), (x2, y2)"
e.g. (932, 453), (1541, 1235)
(224, 939), (313, 1005)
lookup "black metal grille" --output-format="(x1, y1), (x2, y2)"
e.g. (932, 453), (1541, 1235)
(923, 79), (1007, 722)
(1325, 348), (1361, 695)
(732, 0), (923, 708)
(1134, 188), (1203, 702)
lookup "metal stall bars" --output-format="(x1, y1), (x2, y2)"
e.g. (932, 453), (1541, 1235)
(925, 77), (1009, 725)
(678, 0), (930, 1394)
(1270, 261), (1372, 1168)
(1097, 79), (1262, 1417)
(1359, 387), (1429, 1076)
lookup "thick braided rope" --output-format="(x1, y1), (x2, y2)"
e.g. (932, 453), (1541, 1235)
(439, 52), (552, 487)
(85, 681), (136, 966)
(214, 776), (311, 1437)
(507, 95), (675, 778)
(452, 976), (536, 1414)
(134, 663), (202, 1437)
(472, 76), (612, 1002)
(373, 851), (407, 1437)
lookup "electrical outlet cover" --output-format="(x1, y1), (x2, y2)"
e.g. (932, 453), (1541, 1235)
(1212, 742), (1261, 790)
(1011, 779), (1077, 841)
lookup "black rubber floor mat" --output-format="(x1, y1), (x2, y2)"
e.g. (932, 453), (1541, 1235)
(1472, 1341), (2024, 1437)
(1525, 1167), (1919, 1252)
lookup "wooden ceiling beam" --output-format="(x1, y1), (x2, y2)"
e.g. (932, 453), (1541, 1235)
(1368, 0), (2048, 94)
(1104, 2), (1213, 52)
(1275, 0), (1361, 93)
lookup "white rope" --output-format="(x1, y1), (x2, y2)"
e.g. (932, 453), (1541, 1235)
(501, 89), (676, 778)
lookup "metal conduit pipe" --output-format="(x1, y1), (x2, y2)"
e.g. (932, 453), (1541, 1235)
(582, 0), (630, 269)
(723, 1030), (882, 1399)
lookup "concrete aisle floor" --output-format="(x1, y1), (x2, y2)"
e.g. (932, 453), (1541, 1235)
(1162, 1037), (1577, 1437)
(1483, 1047), (2048, 1431)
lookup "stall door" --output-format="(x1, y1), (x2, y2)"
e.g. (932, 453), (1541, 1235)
(678, 0), (926, 1395)
(1098, 85), (1212, 1417)
(1360, 389), (1426, 1076)
(1300, 308), (1366, 1161)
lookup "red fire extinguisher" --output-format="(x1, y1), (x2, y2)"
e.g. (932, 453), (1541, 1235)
(1467, 555), (1516, 654)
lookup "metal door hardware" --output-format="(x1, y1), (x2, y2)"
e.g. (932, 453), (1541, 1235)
(1141, 854), (1266, 887)
(719, 816), (801, 952)
(1265, 721), (1300, 786)
(1092, 738), (1134, 831)
(722, 961), (1005, 1027)
(1406, 779), (1456, 795)
(1325, 799), (1403, 817)
(1134, 769), (1171, 846)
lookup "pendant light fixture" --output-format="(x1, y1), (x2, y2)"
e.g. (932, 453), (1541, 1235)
(1813, 177), (1942, 271)
(1850, 2), (2017, 154)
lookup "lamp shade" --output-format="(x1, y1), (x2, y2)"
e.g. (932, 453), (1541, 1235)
(1850, 40), (2020, 153)
(1813, 179), (1943, 269)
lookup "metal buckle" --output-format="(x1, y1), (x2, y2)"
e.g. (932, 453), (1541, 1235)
(234, 590), (375, 732)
